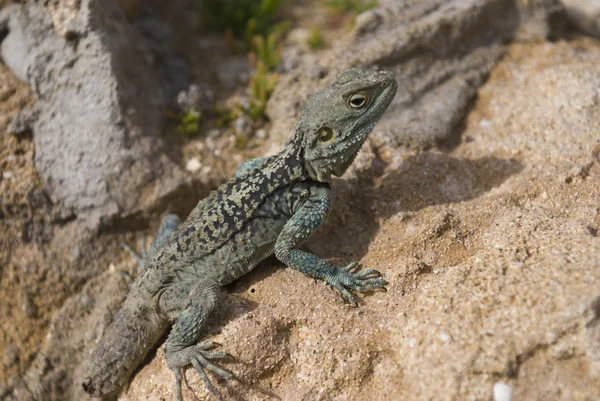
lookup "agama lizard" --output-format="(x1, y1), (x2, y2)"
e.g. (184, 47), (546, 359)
(83, 68), (397, 400)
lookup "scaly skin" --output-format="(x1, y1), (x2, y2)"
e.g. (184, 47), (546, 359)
(83, 68), (398, 400)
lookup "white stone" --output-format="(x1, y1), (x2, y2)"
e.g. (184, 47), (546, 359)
(493, 381), (513, 401)
(185, 157), (201, 173)
(256, 128), (268, 140)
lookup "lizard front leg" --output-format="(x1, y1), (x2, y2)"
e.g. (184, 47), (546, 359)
(274, 185), (388, 306)
(162, 278), (234, 401)
(121, 214), (181, 269)
(235, 157), (267, 178)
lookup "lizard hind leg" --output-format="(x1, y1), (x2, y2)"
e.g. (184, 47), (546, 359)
(163, 278), (235, 401)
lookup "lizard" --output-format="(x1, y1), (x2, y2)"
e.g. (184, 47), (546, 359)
(83, 67), (398, 400)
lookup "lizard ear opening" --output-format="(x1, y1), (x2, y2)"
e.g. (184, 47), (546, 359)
(317, 127), (335, 143)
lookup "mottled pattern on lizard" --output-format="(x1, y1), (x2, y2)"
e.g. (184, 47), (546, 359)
(83, 68), (397, 400)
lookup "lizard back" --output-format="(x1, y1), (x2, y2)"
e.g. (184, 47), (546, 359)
(146, 149), (304, 279)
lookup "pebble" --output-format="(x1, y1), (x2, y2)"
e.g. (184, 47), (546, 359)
(185, 157), (202, 173)
(207, 129), (220, 138)
(234, 115), (252, 135)
(256, 128), (268, 140)
(493, 381), (513, 401)
(286, 28), (310, 47)
(354, 9), (383, 35)
(308, 64), (327, 80)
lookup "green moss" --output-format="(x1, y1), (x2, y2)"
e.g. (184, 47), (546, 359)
(215, 105), (238, 128)
(201, 0), (288, 46)
(307, 26), (325, 49)
(178, 109), (201, 137)
(203, 1), (290, 126)
(325, 0), (378, 14)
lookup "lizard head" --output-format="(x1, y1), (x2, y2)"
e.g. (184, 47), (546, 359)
(296, 68), (397, 183)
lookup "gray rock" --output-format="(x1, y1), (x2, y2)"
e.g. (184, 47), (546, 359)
(267, 0), (571, 152)
(308, 64), (327, 80)
(234, 114), (252, 135)
(268, 0), (518, 150)
(0, 5), (29, 82)
(561, 0), (600, 37)
(215, 56), (251, 90)
(7, 107), (38, 137)
(514, 0), (568, 41)
(0, 1), (185, 229)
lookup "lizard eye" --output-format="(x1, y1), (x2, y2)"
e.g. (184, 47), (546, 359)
(317, 127), (335, 142)
(348, 92), (369, 109)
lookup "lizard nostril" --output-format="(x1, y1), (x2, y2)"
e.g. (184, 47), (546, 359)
(379, 73), (393, 87)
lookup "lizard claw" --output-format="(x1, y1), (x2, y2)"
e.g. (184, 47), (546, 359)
(331, 262), (388, 306)
(167, 342), (237, 401)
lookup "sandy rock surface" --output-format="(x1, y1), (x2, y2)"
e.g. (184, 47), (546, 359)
(123, 38), (600, 401)
(1, 1), (599, 401)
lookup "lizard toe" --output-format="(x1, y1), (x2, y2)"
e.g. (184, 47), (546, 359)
(331, 264), (388, 305)
(191, 357), (223, 400)
(167, 343), (237, 401)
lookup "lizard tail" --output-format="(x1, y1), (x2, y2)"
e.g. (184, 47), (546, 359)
(83, 298), (167, 398)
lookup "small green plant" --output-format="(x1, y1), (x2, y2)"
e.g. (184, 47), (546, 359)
(203, 0), (289, 126)
(234, 132), (251, 150)
(215, 105), (238, 128)
(201, 0), (288, 46)
(241, 20), (288, 122)
(325, 0), (378, 14)
(307, 26), (325, 49)
(251, 34), (280, 71)
(178, 109), (201, 136)
(242, 61), (278, 121)
(249, 20), (291, 70)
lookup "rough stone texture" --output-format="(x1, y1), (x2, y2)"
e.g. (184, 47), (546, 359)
(270, 0), (512, 151)
(561, 0), (600, 37)
(0, 1), (186, 228)
(120, 37), (600, 401)
(269, 0), (568, 154)
(2, 0), (600, 400)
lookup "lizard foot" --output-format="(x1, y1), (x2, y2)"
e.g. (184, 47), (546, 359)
(167, 341), (235, 401)
(331, 262), (388, 306)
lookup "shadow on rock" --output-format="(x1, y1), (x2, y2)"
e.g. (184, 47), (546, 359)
(311, 152), (523, 262)
(375, 152), (524, 217)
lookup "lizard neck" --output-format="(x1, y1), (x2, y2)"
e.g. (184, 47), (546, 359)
(283, 129), (325, 183)
(276, 134), (309, 181)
